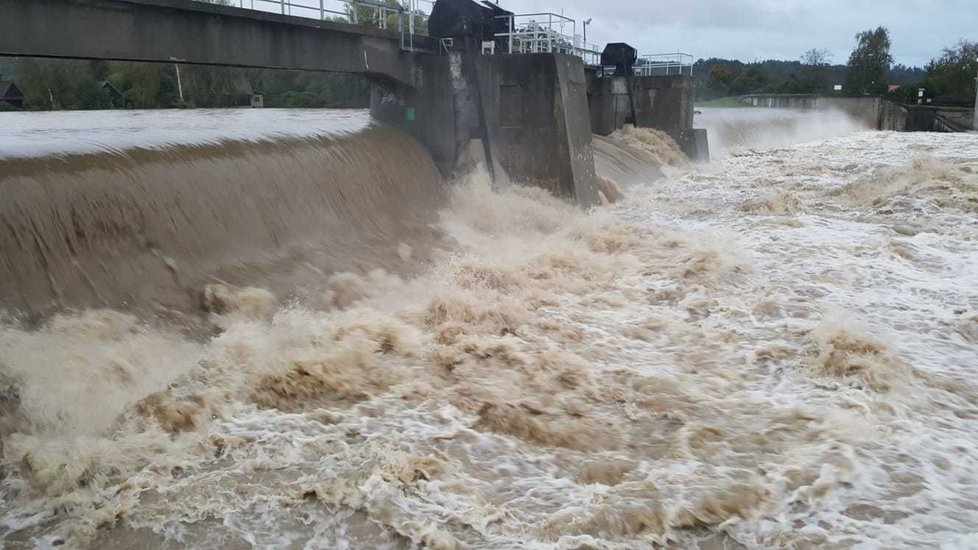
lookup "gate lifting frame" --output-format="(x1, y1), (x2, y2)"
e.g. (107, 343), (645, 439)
(492, 12), (600, 66)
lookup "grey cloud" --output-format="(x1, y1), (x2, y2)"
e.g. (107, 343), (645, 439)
(497, 0), (976, 66)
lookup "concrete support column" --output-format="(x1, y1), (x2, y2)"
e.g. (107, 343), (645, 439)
(587, 73), (707, 161)
(372, 53), (600, 206)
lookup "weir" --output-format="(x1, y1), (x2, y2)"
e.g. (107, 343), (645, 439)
(740, 93), (976, 133)
(0, 0), (705, 313)
(0, 0), (703, 202)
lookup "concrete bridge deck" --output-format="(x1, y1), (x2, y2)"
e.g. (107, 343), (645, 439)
(0, 0), (434, 86)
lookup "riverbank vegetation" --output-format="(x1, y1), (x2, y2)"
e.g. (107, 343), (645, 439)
(0, 26), (974, 111)
(695, 29), (975, 106)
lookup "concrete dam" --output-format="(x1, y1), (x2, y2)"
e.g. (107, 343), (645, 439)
(0, 0), (705, 315)
(4, 2), (978, 549)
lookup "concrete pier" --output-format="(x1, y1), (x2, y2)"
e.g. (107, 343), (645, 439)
(373, 53), (600, 206)
(587, 73), (707, 161)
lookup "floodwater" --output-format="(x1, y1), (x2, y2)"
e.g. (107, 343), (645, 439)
(1, 108), (977, 549)
(0, 109), (371, 158)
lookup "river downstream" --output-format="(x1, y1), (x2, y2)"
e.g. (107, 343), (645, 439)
(1, 109), (976, 548)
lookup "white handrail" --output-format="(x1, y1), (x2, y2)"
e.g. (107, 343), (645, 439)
(635, 53), (694, 76)
(210, 0), (433, 33)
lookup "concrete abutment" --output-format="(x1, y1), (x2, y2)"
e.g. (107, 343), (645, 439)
(372, 52), (600, 206)
(587, 73), (707, 161)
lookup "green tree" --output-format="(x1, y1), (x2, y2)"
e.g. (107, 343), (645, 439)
(729, 66), (770, 95)
(180, 65), (249, 107)
(845, 27), (893, 95)
(705, 64), (733, 98)
(924, 40), (978, 103)
(109, 62), (166, 108)
(12, 58), (108, 110)
(800, 48), (832, 93)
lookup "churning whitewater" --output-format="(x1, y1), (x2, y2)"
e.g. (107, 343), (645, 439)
(1, 109), (977, 549)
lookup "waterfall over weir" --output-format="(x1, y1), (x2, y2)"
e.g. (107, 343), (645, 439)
(0, 111), (445, 316)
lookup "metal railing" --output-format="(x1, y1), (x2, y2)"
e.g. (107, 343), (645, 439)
(201, 2), (604, 62)
(635, 53), (694, 76)
(491, 13), (599, 64)
(577, 42), (601, 66)
(495, 13), (576, 56)
(217, 0), (432, 46)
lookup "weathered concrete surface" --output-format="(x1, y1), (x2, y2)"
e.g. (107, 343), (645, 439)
(937, 108), (974, 131)
(690, 128), (710, 162)
(629, 76), (696, 147)
(740, 94), (974, 133)
(588, 75), (633, 135)
(373, 53), (600, 206)
(741, 94), (820, 109)
(587, 73), (699, 157)
(0, 0), (431, 86)
(741, 94), (882, 128)
(879, 99), (908, 131)
(479, 54), (598, 204)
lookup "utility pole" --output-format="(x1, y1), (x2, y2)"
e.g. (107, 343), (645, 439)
(174, 64), (184, 104)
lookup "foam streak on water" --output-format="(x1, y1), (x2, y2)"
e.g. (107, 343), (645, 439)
(0, 109), (371, 159)
(1, 120), (977, 549)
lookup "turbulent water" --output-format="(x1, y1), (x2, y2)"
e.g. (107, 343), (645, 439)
(695, 107), (873, 157)
(1, 109), (977, 549)
(0, 110), (443, 315)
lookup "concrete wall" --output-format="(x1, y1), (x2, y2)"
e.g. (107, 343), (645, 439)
(632, 76), (695, 148)
(741, 94), (820, 110)
(877, 99), (974, 132)
(740, 94), (882, 128)
(937, 109), (974, 131)
(589, 76), (633, 136)
(879, 100), (908, 131)
(0, 0), (428, 86)
(740, 94), (976, 133)
(373, 53), (599, 206)
(478, 54), (598, 204)
(588, 74), (699, 157)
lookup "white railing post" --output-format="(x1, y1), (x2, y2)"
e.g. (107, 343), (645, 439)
(508, 15), (513, 54)
(547, 13), (552, 53)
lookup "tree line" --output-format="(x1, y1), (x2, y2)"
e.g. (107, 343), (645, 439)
(697, 28), (976, 105)
(0, 57), (371, 112)
(1, 23), (974, 111)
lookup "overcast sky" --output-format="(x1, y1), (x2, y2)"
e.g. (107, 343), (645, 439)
(497, 0), (976, 67)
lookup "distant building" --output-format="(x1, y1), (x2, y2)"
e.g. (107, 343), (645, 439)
(101, 81), (124, 107)
(0, 80), (24, 108)
(230, 77), (263, 108)
(888, 84), (901, 93)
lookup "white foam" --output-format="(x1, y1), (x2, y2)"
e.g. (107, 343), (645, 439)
(0, 108), (371, 158)
(2, 124), (978, 548)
